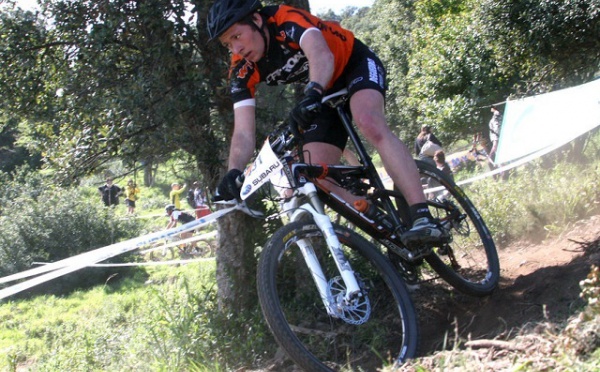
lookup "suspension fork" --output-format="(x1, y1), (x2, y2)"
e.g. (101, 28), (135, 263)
(283, 183), (362, 315)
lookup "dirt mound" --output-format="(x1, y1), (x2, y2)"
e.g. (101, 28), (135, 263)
(414, 214), (600, 354)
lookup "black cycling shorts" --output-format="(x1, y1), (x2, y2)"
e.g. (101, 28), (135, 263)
(302, 39), (388, 151)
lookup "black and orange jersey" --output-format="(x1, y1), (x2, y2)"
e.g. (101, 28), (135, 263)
(228, 5), (355, 106)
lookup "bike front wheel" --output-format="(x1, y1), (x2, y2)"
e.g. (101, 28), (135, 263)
(257, 221), (419, 371)
(417, 160), (500, 296)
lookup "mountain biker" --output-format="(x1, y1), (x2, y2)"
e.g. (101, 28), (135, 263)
(165, 204), (196, 228)
(165, 204), (196, 254)
(207, 0), (447, 246)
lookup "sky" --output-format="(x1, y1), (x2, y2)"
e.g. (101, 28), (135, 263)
(13, 0), (375, 15)
(309, 0), (375, 14)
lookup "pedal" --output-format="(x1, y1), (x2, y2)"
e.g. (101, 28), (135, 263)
(388, 242), (432, 262)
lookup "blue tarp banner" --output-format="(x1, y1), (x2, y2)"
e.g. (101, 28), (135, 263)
(495, 79), (600, 164)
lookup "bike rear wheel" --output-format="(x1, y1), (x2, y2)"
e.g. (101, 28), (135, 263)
(257, 221), (419, 371)
(416, 160), (500, 296)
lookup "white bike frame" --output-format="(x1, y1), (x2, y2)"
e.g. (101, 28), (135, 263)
(240, 139), (362, 317)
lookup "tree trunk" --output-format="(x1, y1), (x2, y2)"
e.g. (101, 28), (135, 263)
(194, 0), (266, 315)
(215, 210), (262, 312)
(143, 159), (154, 187)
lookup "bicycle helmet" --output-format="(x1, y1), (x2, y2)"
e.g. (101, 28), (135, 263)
(165, 204), (176, 214)
(207, 0), (263, 41)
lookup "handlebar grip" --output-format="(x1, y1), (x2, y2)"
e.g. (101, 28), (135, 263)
(212, 191), (225, 202)
(235, 174), (245, 188)
(212, 173), (245, 202)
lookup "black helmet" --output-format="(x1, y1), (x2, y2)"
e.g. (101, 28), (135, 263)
(165, 204), (176, 214)
(207, 0), (262, 41)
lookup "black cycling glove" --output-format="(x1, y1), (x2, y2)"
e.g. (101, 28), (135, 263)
(217, 169), (243, 201)
(289, 88), (323, 131)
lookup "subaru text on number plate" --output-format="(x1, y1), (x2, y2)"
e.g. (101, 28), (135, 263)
(240, 139), (283, 200)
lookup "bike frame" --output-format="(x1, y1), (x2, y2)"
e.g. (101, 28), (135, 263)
(241, 135), (365, 318)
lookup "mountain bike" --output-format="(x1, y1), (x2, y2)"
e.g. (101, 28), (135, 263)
(235, 89), (499, 371)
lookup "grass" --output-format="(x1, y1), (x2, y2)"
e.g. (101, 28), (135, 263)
(453, 155), (600, 244)
(0, 259), (275, 371)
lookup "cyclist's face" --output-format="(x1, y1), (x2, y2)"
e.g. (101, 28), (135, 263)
(219, 18), (265, 62)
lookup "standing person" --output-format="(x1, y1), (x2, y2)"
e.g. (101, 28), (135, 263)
(192, 182), (205, 206)
(488, 105), (503, 164)
(207, 0), (447, 246)
(169, 182), (187, 210)
(124, 179), (141, 214)
(192, 181), (211, 218)
(414, 125), (443, 166)
(186, 184), (197, 210)
(98, 177), (121, 207)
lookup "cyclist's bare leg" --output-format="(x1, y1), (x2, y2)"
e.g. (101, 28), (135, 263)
(349, 89), (426, 206)
(349, 89), (449, 245)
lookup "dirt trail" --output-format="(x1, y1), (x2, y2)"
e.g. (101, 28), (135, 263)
(414, 214), (600, 354)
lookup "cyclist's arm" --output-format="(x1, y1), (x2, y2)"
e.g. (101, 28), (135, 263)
(299, 29), (334, 91)
(228, 105), (256, 170)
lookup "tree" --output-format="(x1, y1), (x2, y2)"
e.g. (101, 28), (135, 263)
(1, 1), (223, 184)
(356, 0), (599, 149)
(0, 0), (265, 313)
(478, 0), (600, 95)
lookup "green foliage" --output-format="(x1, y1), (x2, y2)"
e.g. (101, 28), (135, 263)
(460, 157), (600, 244)
(478, 0), (600, 94)
(146, 278), (272, 370)
(0, 261), (274, 371)
(0, 167), (146, 295)
(0, 0), (229, 186)
(351, 0), (600, 146)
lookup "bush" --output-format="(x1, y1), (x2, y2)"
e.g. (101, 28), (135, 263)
(0, 170), (146, 296)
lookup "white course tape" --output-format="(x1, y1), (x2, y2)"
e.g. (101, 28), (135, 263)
(0, 205), (239, 300)
(36, 257), (215, 267)
(421, 139), (578, 194)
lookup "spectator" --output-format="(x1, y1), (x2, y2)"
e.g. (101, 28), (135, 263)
(192, 182), (206, 206)
(169, 182), (187, 210)
(488, 105), (503, 164)
(98, 177), (121, 207)
(186, 184), (197, 210)
(424, 150), (454, 200)
(415, 125), (443, 166)
(192, 181), (211, 218)
(433, 150), (454, 181)
(124, 179), (140, 214)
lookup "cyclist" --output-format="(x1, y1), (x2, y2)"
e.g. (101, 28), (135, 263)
(207, 0), (447, 247)
(165, 204), (196, 254)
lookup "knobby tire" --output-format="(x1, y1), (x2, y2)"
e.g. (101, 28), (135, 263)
(416, 160), (500, 296)
(257, 221), (419, 371)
